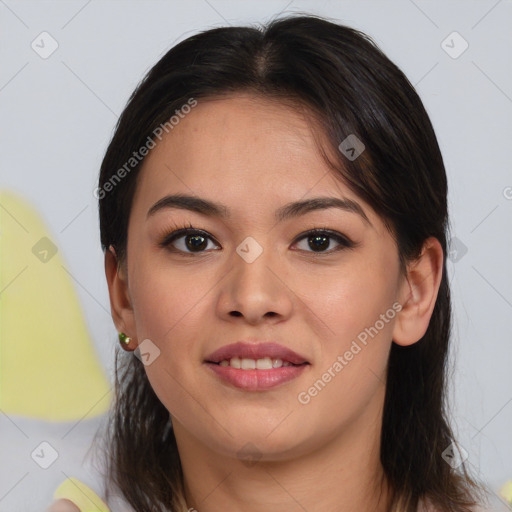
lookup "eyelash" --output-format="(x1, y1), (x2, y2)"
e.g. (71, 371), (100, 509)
(158, 221), (357, 256)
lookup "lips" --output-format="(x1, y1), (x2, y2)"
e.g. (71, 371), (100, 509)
(205, 341), (309, 366)
(204, 341), (310, 390)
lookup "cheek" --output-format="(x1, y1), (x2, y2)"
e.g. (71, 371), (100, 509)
(294, 275), (395, 432)
(293, 254), (397, 405)
(130, 257), (211, 343)
(128, 262), (214, 421)
(294, 255), (397, 348)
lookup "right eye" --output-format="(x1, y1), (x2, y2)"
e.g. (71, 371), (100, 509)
(159, 227), (221, 255)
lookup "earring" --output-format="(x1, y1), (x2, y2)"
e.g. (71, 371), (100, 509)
(118, 332), (134, 351)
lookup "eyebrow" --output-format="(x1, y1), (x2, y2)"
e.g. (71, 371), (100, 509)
(147, 193), (372, 227)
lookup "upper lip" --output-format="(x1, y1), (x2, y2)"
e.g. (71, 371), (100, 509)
(205, 341), (309, 365)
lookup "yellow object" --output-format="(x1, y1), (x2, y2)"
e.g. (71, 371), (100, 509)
(53, 477), (110, 512)
(500, 480), (512, 505)
(0, 191), (111, 421)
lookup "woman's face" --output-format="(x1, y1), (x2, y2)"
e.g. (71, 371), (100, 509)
(122, 93), (409, 461)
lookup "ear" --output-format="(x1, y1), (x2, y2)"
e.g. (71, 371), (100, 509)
(392, 236), (444, 347)
(105, 245), (137, 344)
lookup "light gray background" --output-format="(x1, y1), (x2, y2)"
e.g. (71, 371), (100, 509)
(1, 1), (511, 511)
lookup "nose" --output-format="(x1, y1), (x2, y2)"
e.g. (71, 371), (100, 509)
(216, 239), (294, 326)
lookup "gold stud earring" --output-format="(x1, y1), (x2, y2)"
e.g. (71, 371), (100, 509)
(118, 332), (134, 351)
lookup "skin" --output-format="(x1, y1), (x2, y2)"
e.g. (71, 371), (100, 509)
(45, 499), (80, 512)
(105, 93), (443, 512)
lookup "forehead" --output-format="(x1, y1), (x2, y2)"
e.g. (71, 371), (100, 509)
(143, 93), (326, 175)
(133, 93), (378, 227)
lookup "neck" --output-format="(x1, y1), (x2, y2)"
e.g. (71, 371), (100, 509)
(174, 385), (393, 512)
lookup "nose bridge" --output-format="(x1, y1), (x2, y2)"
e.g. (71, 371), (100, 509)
(219, 234), (292, 323)
(233, 234), (278, 293)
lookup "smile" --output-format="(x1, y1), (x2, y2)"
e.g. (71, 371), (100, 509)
(216, 357), (302, 369)
(204, 360), (309, 390)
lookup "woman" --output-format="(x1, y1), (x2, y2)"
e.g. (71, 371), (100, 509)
(47, 13), (488, 512)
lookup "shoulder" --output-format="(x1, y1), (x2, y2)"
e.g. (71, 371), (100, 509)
(47, 477), (110, 512)
(45, 499), (80, 512)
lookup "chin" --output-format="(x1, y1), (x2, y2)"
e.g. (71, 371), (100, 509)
(206, 423), (312, 463)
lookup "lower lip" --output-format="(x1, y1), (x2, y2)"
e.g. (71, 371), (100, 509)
(204, 362), (309, 390)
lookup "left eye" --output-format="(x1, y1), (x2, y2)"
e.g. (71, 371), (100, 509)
(293, 229), (354, 253)
(160, 228), (354, 255)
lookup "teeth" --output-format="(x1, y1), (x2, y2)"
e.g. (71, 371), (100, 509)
(217, 357), (294, 369)
(241, 358), (256, 370)
(256, 357), (272, 369)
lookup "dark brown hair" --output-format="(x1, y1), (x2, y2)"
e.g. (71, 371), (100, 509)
(94, 13), (487, 512)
